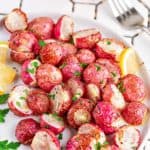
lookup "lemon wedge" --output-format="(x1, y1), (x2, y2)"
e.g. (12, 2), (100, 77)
(119, 48), (140, 76)
(0, 41), (9, 63)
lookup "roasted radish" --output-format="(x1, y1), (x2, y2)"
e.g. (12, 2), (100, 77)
(73, 28), (101, 49)
(54, 15), (74, 41)
(4, 8), (27, 32)
(21, 59), (41, 86)
(8, 85), (32, 116)
(48, 84), (72, 115)
(31, 129), (60, 150)
(40, 113), (65, 134)
(15, 118), (40, 145)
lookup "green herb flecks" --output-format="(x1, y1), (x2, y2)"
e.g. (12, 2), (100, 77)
(80, 63), (88, 68)
(38, 40), (46, 47)
(58, 133), (63, 140)
(16, 101), (21, 107)
(111, 72), (117, 77)
(0, 140), (20, 150)
(59, 63), (67, 69)
(107, 41), (111, 45)
(0, 108), (9, 123)
(27, 68), (35, 74)
(74, 71), (81, 77)
(72, 93), (81, 102)
(0, 94), (9, 104)
(117, 81), (126, 93)
(48, 94), (55, 100)
(95, 64), (101, 71)
(20, 96), (25, 100)
(51, 113), (62, 121)
(94, 141), (109, 150)
(32, 61), (39, 68)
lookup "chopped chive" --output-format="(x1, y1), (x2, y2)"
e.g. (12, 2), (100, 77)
(20, 97), (25, 100)
(32, 61), (39, 68)
(80, 63), (88, 68)
(16, 101), (21, 107)
(39, 40), (46, 47)
(72, 93), (80, 102)
(95, 64), (101, 71)
(0, 94), (9, 104)
(74, 71), (81, 77)
(111, 72), (117, 77)
(51, 113), (62, 121)
(58, 133), (63, 140)
(117, 81), (126, 93)
(107, 41), (111, 45)
(48, 94), (55, 100)
(59, 63), (67, 69)
(27, 68), (35, 74)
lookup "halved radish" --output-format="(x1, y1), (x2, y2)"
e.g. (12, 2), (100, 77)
(54, 15), (74, 41)
(73, 28), (101, 49)
(8, 85), (32, 116)
(40, 113), (65, 134)
(78, 123), (106, 145)
(31, 129), (60, 150)
(4, 8), (28, 32)
(114, 125), (141, 150)
(103, 83), (126, 110)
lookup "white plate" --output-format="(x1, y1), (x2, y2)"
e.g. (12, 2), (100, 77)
(0, 13), (150, 150)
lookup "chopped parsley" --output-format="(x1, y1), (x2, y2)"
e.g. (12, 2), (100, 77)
(20, 96), (25, 100)
(95, 64), (101, 71)
(32, 61), (39, 68)
(0, 140), (20, 150)
(74, 71), (81, 77)
(72, 93), (80, 102)
(80, 63), (88, 68)
(94, 141), (109, 150)
(117, 81), (126, 93)
(51, 113), (62, 121)
(0, 94), (9, 104)
(58, 133), (63, 140)
(27, 68), (35, 74)
(111, 72), (117, 77)
(107, 41), (111, 45)
(48, 94), (55, 100)
(0, 108), (9, 123)
(59, 63), (67, 69)
(38, 40), (46, 47)
(16, 101), (21, 107)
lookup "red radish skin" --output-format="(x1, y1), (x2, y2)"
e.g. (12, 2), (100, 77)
(76, 49), (96, 64)
(83, 63), (109, 88)
(36, 64), (62, 92)
(15, 118), (40, 145)
(73, 28), (101, 49)
(121, 74), (146, 102)
(48, 84), (72, 115)
(102, 83), (126, 110)
(59, 55), (83, 81)
(114, 125), (141, 150)
(27, 89), (50, 115)
(39, 42), (63, 65)
(67, 78), (85, 101)
(28, 17), (54, 40)
(122, 101), (147, 125)
(21, 59), (41, 87)
(95, 38), (125, 60)
(96, 58), (121, 83)
(8, 85), (32, 117)
(54, 15), (74, 41)
(4, 8), (28, 32)
(85, 83), (101, 104)
(31, 129), (60, 150)
(40, 113), (65, 134)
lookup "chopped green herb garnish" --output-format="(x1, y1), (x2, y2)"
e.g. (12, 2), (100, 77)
(20, 96), (25, 100)
(58, 133), (63, 140)
(117, 81), (126, 93)
(16, 101), (21, 107)
(100, 80), (104, 84)
(48, 94), (55, 100)
(51, 113), (62, 121)
(94, 141), (101, 150)
(39, 40), (46, 47)
(74, 71), (81, 77)
(32, 61), (39, 68)
(23, 89), (29, 95)
(80, 63), (88, 68)
(0, 94), (9, 104)
(59, 63), (67, 69)
(72, 93), (80, 102)
(0, 108), (9, 123)
(27, 68), (35, 74)
(0, 140), (20, 150)
(107, 41), (111, 45)
(111, 72), (117, 77)
(102, 141), (109, 146)
(95, 64), (101, 71)
(69, 37), (74, 44)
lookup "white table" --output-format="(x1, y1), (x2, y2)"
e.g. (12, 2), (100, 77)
(0, 0), (150, 149)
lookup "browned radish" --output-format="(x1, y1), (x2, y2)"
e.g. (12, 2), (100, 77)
(4, 8), (27, 32)
(54, 15), (74, 41)
(40, 113), (65, 134)
(73, 28), (101, 49)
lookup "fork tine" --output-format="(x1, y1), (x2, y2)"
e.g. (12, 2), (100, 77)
(109, 0), (120, 17)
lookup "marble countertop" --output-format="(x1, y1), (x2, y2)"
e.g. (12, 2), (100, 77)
(0, 0), (150, 149)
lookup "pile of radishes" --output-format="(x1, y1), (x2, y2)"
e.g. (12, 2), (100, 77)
(4, 8), (148, 150)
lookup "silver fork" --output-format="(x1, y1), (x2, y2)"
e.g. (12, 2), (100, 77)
(108, 0), (145, 29)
